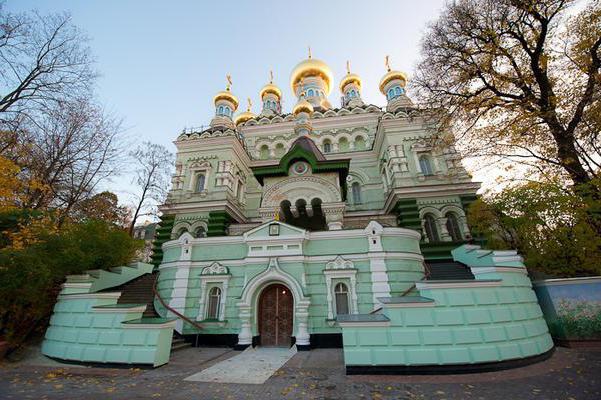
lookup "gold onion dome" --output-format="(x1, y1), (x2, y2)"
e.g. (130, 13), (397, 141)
(293, 97), (314, 115)
(379, 56), (407, 94)
(340, 61), (361, 91)
(234, 98), (256, 126)
(213, 74), (239, 109)
(340, 72), (362, 92)
(290, 56), (334, 96)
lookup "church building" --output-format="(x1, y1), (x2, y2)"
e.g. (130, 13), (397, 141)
(42, 54), (553, 373)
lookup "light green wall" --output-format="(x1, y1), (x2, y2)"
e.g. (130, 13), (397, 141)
(340, 270), (553, 366)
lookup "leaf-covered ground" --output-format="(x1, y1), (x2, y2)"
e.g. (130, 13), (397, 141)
(0, 347), (599, 399)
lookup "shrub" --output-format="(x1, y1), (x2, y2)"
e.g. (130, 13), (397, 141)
(0, 215), (141, 350)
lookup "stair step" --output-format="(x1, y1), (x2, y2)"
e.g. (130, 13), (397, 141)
(171, 342), (191, 351)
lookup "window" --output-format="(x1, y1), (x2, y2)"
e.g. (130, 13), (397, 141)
(308, 89), (314, 97)
(323, 141), (332, 153)
(194, 226), (207, 238)
(355, 136), (366, 150)
(176, 227), (188, 238)
(387, 88), (395, 99)
(218, 105), (224, 115)
(275, 143), (285, 157)
(338, 137), (349, 152)
(259, 145), (270, 160)
(351, 182), (362, 204)
(424, 214), (440, 242)
(394, 86), (401, 95)
(206, 287), (221, 319)
(445, 212), (462, 242)
(419, 155), (434, 176)
(196, 173), (206, 192)
(334, 282), (350, 315)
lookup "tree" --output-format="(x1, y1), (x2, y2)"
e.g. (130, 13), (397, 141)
(413, 0), (601, 192)
(0, 7), (96, 127)
(2, 98), (124, 222)
(128, 142), (173, 236)
(71, 191), (130, 227)
(0, 217), (141, 350)
(468, 179), (601, 277)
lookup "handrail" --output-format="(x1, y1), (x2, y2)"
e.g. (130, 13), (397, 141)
(152, 271), (204, 331)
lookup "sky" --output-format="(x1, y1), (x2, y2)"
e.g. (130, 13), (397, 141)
(6, 1), (498, 204)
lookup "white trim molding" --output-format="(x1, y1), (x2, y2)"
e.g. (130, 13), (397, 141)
(323, 256), (359, 319)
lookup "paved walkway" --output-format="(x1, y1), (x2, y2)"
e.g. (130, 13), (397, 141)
(184, 346), (297, 384)
(0, 346), (600, 399)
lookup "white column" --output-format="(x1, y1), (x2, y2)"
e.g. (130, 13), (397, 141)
(237, 304), (253, 346)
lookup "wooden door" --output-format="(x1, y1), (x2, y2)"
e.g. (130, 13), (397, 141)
(258, 284), (293, 347)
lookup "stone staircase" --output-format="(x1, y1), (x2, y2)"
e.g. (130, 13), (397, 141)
(116, 273), (159, 318)
(112, 272), (191, 352)
(426, 260), (475, 281)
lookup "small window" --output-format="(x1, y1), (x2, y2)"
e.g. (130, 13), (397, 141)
(445, 212), (462, 242)
(323, 141), (332, 153)
(394, 86), (401, 95)
(196, 174), (206, 192)
(419, 156), (434, 176)
(351, 182), (362, 204)
(259, 145), (269, 160)
(308, 89), (314, 97)
(424, 214), (440, 242)
(176, 227), (188, 238)
(387, 88), (395, 99)
(206, 287), (221, 319)
(334, 282), (350, 315)
(218, 105), (224, 115)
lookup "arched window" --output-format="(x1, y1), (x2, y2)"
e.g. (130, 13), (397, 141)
(388, 88), (395, 99)
(275, 143), (285, 157)
(218, 105), (224, 115)
(206, 287), (221, 320)
(351, 182), (362, 204)
(334, 282), (350, 315)
(419, 155), (434, 176)
(445, 212), (462, 242)
(323, 141), (332, 153)
(194, 226), (207, 238)
(424, 214), (440, 242)
(308, 89), (314, 97)
(259, 145), (269, 160)
(338, 137), (349, 152)
(196, 173), (206, 192)
(354, 136), (366, 150)
(176, 227), (188, 238)
(394, 86), (401, 95)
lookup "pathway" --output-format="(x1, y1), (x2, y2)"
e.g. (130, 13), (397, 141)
(184, 346), (297, 384)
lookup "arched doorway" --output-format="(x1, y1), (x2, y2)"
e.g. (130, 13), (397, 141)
(258, 283), (293, 347)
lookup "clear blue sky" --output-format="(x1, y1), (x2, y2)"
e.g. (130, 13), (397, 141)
(6, 0), (446, 150)
(8, 1), (499, 207)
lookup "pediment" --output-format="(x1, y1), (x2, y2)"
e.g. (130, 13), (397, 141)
(243, 220), (306, 241)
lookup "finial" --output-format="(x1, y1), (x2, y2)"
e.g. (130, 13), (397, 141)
(246, 97), (252, 112)
(308, 46), (312, 59)
(269, 70), (274, 84)
(385, 55), (391, 72)
(226, 74), (232, 90)
(346, 60), (351, 75)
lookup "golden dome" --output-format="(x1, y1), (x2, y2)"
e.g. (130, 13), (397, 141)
(290, 58), (334, 95)
(234, 110), (255, 126)
(234, 98), (256, 125)
(259, 83), (282, 99)
(213, 88), (239, 109)
(292, 98), (314, 115)
(340, 73), (362, 92)
(379, 70), (407, 94)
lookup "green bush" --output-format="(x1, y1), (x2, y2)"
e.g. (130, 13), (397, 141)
(0, 216), (142, 350)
